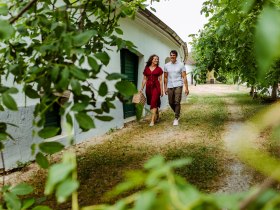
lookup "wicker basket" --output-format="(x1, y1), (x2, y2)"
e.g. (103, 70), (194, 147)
(132, 92), (146, 105)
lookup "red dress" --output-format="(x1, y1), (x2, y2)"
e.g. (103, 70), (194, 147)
(143, 66), (163, 109)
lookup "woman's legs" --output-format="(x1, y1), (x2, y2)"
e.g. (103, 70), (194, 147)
(156, 108), (159, 122)
(150, 108), (157, 126)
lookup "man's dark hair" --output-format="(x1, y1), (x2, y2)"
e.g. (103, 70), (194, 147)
(170, 50), (178, 57)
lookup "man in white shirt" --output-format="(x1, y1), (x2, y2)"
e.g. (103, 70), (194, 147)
(164, 50), (189, 126)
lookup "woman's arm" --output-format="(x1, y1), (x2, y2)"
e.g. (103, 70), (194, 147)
(140, 75), (147, 92)
(159, 74), (163, 96)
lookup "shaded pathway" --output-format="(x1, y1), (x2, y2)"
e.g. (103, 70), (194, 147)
(218, 97), (253, 193)
(190, 84), (255, 193)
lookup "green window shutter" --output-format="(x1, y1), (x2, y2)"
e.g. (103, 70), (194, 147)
(120, 49), (139, 118)
(44, 102), (61, 135)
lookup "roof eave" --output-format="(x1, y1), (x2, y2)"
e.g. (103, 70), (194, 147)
(137, 8), (188, 63)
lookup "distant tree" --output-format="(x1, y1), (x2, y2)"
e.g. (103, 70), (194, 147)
(191, 0), (280, 100)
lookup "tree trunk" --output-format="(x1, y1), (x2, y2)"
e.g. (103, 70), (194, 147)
(271, 82), (278, 101)
(250, 86), (254, 96)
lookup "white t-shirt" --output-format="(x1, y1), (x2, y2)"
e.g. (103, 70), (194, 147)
(164, 61), (186, 88)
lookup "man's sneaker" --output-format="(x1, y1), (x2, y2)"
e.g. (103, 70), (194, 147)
(149, 122), (154, 127)
(173, 118), (179, 126)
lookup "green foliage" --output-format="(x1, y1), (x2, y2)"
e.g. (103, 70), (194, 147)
(45, 153), (78, 203)
(0, 0), (144, 141)
(0, 0), (146, 208)
(191, 0), (280, 95)
(82, 156), (233, 210)
(255, 5), (280, 75)
(165, 144), (221, 190)
(0, 183), (36, 210)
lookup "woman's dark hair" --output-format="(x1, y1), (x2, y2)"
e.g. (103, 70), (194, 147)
(170, 50), (178, 57)
(145, 54), (159, 67)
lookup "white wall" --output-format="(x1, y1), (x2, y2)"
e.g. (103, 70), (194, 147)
(118, 17), (185, 109)
(185, 64), (195, 85)
(1, 14), (186, 169)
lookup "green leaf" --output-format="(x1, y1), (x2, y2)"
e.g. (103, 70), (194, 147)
(0, 20), (14, 40)
(36, 152), (49, 169)
(24, 85), (40, 99)
(75, 112), (95, 131)
(0, 122), (7, 131)
(73, 30), (97, 46)
(45, 162), (75, 195)
(98, 82), (108, 97)
(88, 56), (100, 72)
(31, 144), (36, 156)
(135, 103), (144, 121)
(255, 6), (280, 75)
(70, 67), (87, 81)
(57, 67), (70, 89)
(70, 79), (81, 95)
(214, 193), (241, 209)
(150, 7), (156, 12)
(168, 158), (192, 168)
(4, 192), (21, 210)
(0, 4), (8, 15)
(0, 132), (7, 141)
(115, 28), (123, 35)
(0, 142), (4, 150)
(134, 191), (156, 210)
(106, 73), (127, 80)
(95, 115), (113, 121)
(51, 66), (60, 82)
(32, 206), (51, 210)
(10, 183), (33, 195)
(71, 102), (88, 112)
(22, 198), (35, 210)
(6, 87), (18, 94)
(2, 93), (18, 111)
(56, 179), (79, 203)
(144, 155), (165, 169)
(115, 81), (137, 97)
(39, 142), (64, 155)
(38, 127), (60, 139)
(95, 52), (110, 66)
(241, 0), (255, 13)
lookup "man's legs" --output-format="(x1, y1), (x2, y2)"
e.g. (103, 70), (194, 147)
(167, 88), (175, 112)
(174, 86), (182, 119)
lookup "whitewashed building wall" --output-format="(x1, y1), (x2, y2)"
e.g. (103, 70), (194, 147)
(1, 9), (187, 169)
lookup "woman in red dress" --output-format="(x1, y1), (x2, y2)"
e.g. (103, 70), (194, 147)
(140, 55), (163, 126)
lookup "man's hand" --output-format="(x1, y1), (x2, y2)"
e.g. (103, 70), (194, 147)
(185, 89), (189, 96)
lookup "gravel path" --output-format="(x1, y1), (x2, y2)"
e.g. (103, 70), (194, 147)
(189, 84), (254, 194)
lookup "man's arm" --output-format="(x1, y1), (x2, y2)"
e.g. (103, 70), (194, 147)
(164, 72), (168, 95)
(182, 71), (189, 96)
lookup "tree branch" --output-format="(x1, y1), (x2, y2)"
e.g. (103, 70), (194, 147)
(9, 0), (38, 24)
(239, 177), (277, 210)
